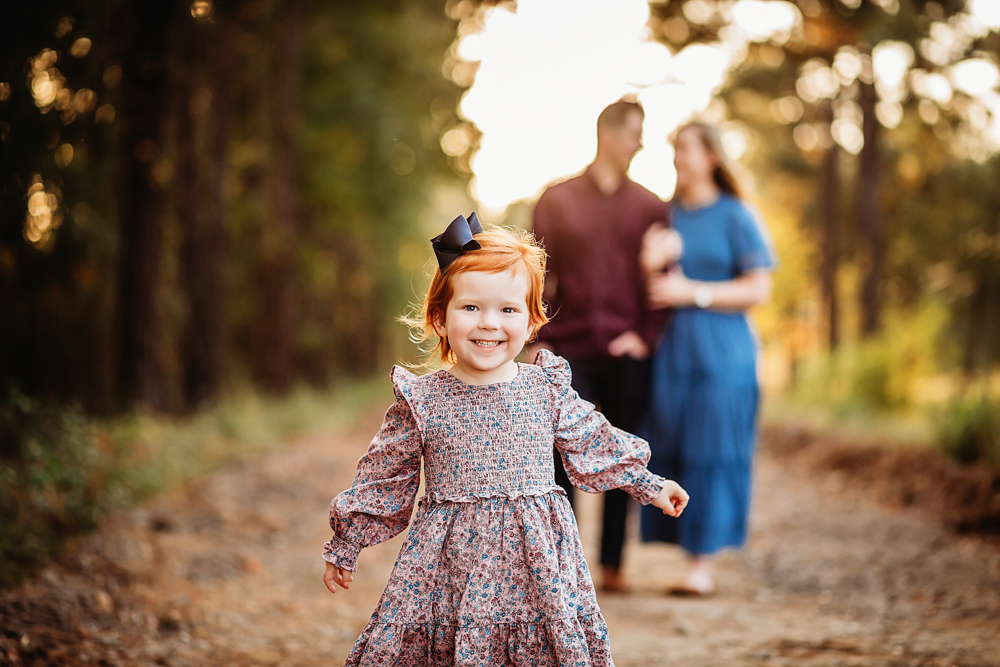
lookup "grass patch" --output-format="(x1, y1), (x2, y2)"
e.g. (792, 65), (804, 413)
(0, 377), (388, 588)
(761, 394), (936, 450)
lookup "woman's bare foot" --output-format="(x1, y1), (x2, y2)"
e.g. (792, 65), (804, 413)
(666, 558), (715, 596)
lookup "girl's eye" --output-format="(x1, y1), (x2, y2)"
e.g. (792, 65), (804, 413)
(463, 305), (478, 312)
(502, 307), (518, 314)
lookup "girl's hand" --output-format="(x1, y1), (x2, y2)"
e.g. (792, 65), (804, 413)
(323, 561), (354, 594)
(641, 223), (684, 275)
(652, 480), (689, 517)
(647, 268), (694, 309)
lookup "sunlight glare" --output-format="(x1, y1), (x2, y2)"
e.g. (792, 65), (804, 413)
(970, 0), (1000, 29)
(460, 0), (737, 211)
(872, 41), (914, 89)
(950, 58), (1000, 98)
(730, 0), (801, 42)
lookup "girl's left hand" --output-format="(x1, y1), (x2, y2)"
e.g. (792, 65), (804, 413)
(652, 480), (690, 517)
(323, 560), (354, 594)
(648, 268), (693, 309)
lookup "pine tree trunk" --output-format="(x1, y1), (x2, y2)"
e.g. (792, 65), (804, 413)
(116, 1), (174, 410)
(251, 0), (302, 393)
(857, 69), (882, 336)
(820, 103), (841, 351)
(176, 9), (234, 408)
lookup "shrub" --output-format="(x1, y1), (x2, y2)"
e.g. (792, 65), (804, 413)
(0, 378), (385, 588)
(937, 389), (999, 467)
(790, 301), (949, 416)
(0, 388), (107, 588)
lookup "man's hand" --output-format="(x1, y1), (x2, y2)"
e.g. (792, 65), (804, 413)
(323, 561), (354, 595)
(607, 330), (648, 360)
(651, 480), (689, 517)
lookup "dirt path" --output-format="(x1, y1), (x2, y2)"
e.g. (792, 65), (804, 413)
(3, 405), (999, 666)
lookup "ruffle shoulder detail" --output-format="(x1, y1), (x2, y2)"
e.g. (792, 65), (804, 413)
(532, 348), (573, 388)
(389, 364), (419, 395)
(388, 365), (425, 430)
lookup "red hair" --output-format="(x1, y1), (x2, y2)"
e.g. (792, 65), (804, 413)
(404, 226), (548, 367)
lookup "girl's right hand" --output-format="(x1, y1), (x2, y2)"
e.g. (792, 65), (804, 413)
(323, 560), (354, 594)
(652, 480), (690, 517)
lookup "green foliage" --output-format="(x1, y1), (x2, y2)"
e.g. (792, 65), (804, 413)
(0, 387), (106, 587)
(292, 1), (463, 375)
(791, 301), (949, 415)
(0, 378), (387, 588)
(2, 1), (465, 410)
(937, 388), (1000, 467)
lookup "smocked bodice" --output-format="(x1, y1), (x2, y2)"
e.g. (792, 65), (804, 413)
(397, 365), (561, 501)
(324, 349), (664, 573)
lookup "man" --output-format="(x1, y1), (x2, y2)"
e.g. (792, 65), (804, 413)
(530, 99), (666, 592)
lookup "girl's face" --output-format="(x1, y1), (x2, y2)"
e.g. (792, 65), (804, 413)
(673, 127), (715, 190)
(434, 268), (533, 382)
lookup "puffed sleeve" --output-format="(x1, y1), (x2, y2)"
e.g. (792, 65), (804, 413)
(322, 366), (423, 572)
(730, 201), (776, 275)
(534, 349), (666, 505)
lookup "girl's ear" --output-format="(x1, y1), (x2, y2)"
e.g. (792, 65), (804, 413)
(432, 311), (447, 338)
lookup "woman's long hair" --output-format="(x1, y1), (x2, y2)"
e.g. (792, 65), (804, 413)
(673, 122), (744, 200)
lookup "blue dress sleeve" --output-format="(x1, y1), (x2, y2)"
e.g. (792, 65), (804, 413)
(729, 201), (776, 275)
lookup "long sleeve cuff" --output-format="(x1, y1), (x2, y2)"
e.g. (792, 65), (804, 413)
(322, 534), (362, 572)
(625, 470), (666, 505)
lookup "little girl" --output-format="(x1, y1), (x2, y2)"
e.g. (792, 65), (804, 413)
(322, 213), (689, 666)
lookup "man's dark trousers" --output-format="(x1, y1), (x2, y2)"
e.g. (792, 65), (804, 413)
(553, 354), (650, 570)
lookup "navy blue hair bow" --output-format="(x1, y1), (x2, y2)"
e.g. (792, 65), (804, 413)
(431, 212), (484, 271)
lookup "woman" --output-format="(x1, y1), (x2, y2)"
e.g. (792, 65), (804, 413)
(639, 122), (774, 596)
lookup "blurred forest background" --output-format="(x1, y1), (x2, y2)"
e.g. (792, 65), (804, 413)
(644, 0), (1000, 468)
(1, 0), (999, 585)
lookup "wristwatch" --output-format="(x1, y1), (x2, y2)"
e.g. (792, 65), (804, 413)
(693, 285), (714, 309)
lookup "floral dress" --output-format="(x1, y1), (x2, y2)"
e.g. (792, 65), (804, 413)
(323, 349), (665, 667)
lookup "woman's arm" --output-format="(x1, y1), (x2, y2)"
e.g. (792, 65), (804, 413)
(647, 268), (772, 312)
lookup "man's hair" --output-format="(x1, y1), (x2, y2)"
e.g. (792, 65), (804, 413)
(597, 99), (644, 131)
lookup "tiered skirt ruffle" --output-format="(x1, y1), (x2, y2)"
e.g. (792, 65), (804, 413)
(344, 493), (614, 667)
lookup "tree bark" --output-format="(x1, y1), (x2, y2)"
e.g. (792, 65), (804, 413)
(175, 7), (235, 408)
(116, 1), (175, 410)
(857, 63), (882, 336)
(820, 102), (841, 350)
(964, 270), (1000, 377)
(251, 0), (302, 393)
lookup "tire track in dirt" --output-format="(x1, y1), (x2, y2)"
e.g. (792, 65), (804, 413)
(2, 405), (999, 666)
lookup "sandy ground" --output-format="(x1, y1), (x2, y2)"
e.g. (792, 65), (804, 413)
(2, 406), (999, 666)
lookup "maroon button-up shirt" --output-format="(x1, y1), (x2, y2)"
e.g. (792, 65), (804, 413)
(532, 167), (666, 359)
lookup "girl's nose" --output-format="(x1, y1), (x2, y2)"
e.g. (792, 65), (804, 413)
(479, 311), (500, 329)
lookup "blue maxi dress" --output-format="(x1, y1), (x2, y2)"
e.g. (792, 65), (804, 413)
(640, 194), (775, 556)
